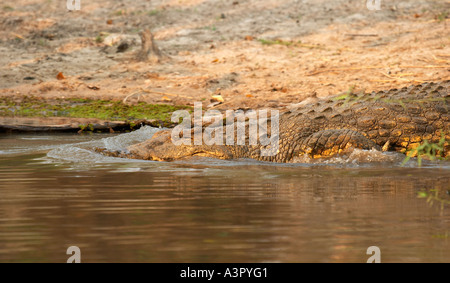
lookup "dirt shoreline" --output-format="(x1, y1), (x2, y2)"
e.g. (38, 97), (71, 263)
(0, 0), (449, 131)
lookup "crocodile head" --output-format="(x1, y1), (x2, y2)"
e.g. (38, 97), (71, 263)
(127, 129), (234, 161)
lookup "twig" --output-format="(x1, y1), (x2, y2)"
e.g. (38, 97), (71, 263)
(380, 72), (412, 82)
(209, 100), (234, 109)
(12, 33), (24, 39)
(308, 66), (384, 76)
(308, 65), (449, 76)
(140, 89), (195, 99)
(369, 79), (395, 83)
(345, 34), (379, 37)
(18, 66), (45, 82)
(432, 55), (450, 64)
(122, 88), (195, 104)
(401, 65), (449, 69)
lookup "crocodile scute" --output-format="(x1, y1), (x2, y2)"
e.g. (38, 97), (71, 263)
(98, 81), (450, 162)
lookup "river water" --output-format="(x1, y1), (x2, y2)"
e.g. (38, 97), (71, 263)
(1, 127), (449, 263)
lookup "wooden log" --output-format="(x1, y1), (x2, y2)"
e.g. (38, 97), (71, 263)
(0, 117), (174, 133)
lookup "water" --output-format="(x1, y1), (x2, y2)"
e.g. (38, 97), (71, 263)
(1, 127), (450, 263)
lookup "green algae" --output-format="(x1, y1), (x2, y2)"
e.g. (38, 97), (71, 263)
(0, 96), (191, 124)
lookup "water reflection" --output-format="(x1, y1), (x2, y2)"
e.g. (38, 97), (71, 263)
(0, 133), (450, 262)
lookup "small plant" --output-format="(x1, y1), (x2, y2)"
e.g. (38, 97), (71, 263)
(417, 188), (450, 215)
(129, 121), (137, 130)
(38, 38), (49, 47)
(95, 32), (109, 44)
(148, 9), (159, 16)
(204, 25), (217, 31)
(2, 5), (14, 11)
(437, 12), (448, 22)
(79, 124), (94, 133)
(258, 39), (293, 46)
(402, 132), (447, 167)
(333, 85), (357, 101)
(95, 35), (102, 43)
(332, 85), (367, 107)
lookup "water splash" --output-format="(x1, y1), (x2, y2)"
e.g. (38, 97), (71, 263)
(47, 126), (160, 163)
(292, 148), (404, 165)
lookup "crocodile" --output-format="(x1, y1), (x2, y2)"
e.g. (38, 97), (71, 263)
(97, 81), (450, 162)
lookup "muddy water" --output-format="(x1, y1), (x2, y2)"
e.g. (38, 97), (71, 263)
(1, 127), (450, 263)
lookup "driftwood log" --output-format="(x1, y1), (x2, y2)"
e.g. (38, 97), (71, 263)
(0, 117), (174, 133)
